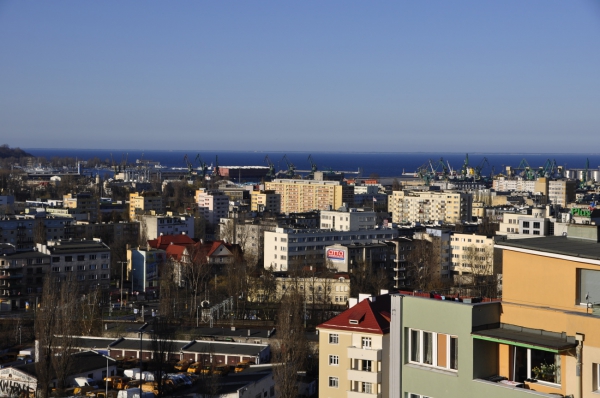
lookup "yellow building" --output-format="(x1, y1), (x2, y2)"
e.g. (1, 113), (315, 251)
(63, 192), (98, 221)
(388, 190), (472, 224)
(317, 294), (391, 398)
(248, 273), (350, 306)
(129, 191), (162, 221)
(488, 225), (600, 397)
(264, 179), (348, 214)
(250, 190), (280, 213)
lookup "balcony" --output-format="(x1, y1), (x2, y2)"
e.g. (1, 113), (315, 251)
(347, 369), (381, 384)
(347, 347), (381, 362)
(473, 379), (564, 397)
(347, 391), (381, 398)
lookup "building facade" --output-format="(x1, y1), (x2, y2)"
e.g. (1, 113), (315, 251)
(264, 227), (398, 272)
(140, 213), (194, 240)
(129, 191), (163, 221)
(388, 190), (472, 224)
(195, 188), (229, 225)
(264, 179), (351, 214)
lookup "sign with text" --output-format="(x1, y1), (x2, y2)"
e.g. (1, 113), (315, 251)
(326, 248), (346, 262)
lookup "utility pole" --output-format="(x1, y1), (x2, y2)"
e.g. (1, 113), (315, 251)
(118, 261), (128, 307)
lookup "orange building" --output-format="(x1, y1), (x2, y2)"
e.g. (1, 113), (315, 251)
(491, 225), (600, 397)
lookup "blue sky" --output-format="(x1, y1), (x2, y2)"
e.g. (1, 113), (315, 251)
(1, 1), (599, 152)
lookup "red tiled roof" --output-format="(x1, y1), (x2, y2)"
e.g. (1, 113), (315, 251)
(148, 234), (196, 250)
(165, 245), (187, 261)
(317, 294), (391, 334)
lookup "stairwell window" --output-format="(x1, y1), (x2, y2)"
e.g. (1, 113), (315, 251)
(409, 329), (458, 371)
(328, 377), (338, 388)
(329, 355), (339, 366)
(329, 334), (339, 344)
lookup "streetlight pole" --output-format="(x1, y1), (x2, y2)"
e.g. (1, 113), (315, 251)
(138, 323), (149, 381)
(118, 261), (128, 307)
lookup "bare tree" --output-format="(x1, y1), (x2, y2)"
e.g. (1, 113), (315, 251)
(35, 276), (59, 398)
(149, 317), (175, 398)
(273, 290), (308, 398)
(406, 238), (442, 291)
(33, 219), (47, 245)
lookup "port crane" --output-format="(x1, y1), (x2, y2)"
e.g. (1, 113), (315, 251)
(183, 154), (195, 179)
(580, 158), (590, 189)
(194, 154), (209, 179)
(460, 154), (470, 179)
(474, 157), (490, 180)
(281, 154), (296, 178)
(264, 155), (276, 179)
(213, 156), (220, 178)
(307, 155), (318, 179)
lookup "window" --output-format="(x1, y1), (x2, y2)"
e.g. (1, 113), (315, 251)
(361, 360), (372, 372)
(409, 329), (458, 371)
(362, 337), (372, 349)
(523, 221), (530, 228)
(578, 269), (600, 305)
(362, 382), (372, 394)
(65, 256), (73, 262)
(101, 264), (109, 269)
(77, 255), (85, 261)
(533, 222), (540, 229)
(329, 334), (339, 344)
(328, 377), (338, 388)
(89, 255), (96, 260)
(90, 264), (97, 270)
(64, 266), (73, 272)
(77, 265), (85, 271)
(329, 355), (339, 365)
(101, 254), (109, 259)
(513, 346), (560, 385)
(52, 266), (60, 273)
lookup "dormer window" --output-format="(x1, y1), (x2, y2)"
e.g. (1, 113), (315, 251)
(349, 320), (358, 325)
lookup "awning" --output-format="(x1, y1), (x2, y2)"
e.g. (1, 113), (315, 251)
(472, 324), (577, 353)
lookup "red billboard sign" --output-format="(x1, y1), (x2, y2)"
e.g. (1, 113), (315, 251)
(326, 249), (345, 261)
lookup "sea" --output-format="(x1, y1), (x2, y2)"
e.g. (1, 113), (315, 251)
(24, 149), (600, 178)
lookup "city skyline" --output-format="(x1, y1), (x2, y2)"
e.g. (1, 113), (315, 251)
(1, 1), (599, 152)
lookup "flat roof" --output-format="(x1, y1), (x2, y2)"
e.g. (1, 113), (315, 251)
(185, 341), (267, 357)
(497, 236), (600, 261)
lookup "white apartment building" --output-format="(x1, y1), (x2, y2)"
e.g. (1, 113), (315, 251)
(195, 188), (229, 225)
(497, 208), (549, 238)
(320, 208), (377, 231)
(449, 233), (495, 278)
(492, 177), (538, 193)
(265, 227), (398, 272)
(140, 213), (194, 240)
(388, 190), (472, 224)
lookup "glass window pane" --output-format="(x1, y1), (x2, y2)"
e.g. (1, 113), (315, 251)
(410, 330), (420, 362)
(530, 349), (560, 384)
(423, 332), (433, 365)
(579, 269), (600, 304)
(450, 336), (458, 370)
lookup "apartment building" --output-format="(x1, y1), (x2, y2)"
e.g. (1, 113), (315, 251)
(63, 192), (98, 221)
(548, 180), (577, 206)
(129, 191), (163, 221)
(317, 294), (391, 398)
(450, 233), (496, 285)
(251, 190), (281, 213)
(36, 239), (111, 290)
(0, 215), (74, 251)
(385, 237), (414, 289)
(492, 176), (548, 196)
(264, 179), (352, 214)
(497, 208), (549, 238)
(0, 195), (15, 215)
(324, 242), (395, 277)
(140, 212), (194, 240)
(0, 245), (50, 310)
(195, 188), (229, 225)
(127, 246), (165, 294)
(388, 190), (472, 224)
(320, 207), (377, 231)
(264, 227), (398, 272)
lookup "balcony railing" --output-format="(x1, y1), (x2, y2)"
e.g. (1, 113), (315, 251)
(347, 369), (381, 384)
(347, 347), (382, 362)
(347, 391), (381, 398)
(473, 379), (565, 397)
